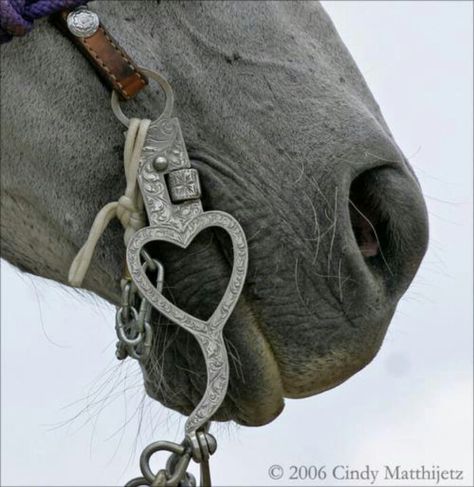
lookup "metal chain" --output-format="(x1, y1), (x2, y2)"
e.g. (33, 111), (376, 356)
(116, 254), (219, 487)
(125, 425), (216, 487)
(115, 250), (164, 362)
(116, 253), (219, 487)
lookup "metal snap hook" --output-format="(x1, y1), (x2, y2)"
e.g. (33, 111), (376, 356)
(139, 440), (191, 486)
(111, 67), (175, 127)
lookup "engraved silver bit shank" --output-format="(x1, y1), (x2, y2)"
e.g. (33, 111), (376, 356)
(124, 72), (249, 438)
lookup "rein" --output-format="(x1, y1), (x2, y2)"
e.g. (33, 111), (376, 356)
(7, 5), (250, 486)
(0, 0), (87, 42)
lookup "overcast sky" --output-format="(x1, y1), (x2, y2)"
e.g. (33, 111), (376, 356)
(1, 2), (473, 486)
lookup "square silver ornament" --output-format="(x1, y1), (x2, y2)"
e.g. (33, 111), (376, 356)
(168, 168), (202, 202)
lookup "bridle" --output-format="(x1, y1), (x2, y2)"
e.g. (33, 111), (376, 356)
(29, 5), (249, 487)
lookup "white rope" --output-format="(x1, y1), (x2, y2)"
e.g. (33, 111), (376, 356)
(68, 118), (151, 287)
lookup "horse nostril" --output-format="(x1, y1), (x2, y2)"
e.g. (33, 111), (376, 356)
(349, 198), (380, 259)
(347, 165), (428, 297)
(349, 170), (389, 265)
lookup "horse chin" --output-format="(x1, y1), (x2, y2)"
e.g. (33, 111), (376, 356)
(139, 293), (394, 427)
(140, 297), (286, 427)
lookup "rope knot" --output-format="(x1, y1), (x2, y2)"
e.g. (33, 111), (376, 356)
(68, 118), (151, 287)
(117, 195), (136, 213)
(117, 195), (145, 244)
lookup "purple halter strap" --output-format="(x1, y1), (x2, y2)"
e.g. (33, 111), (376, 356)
(0, 0), (87, 43)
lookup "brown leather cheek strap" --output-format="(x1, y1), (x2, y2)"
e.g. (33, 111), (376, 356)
(52, 10), (148, 100)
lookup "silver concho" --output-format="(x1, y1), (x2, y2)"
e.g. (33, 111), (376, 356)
(67, 6), (99, 38)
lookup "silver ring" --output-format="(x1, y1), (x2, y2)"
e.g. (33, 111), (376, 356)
(111, 67), (175, 127)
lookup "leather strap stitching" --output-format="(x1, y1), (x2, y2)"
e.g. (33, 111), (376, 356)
(82, 27), (146, 98)
(51, 10), (148, 100)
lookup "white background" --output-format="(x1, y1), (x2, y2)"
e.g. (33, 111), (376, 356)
(1, 2), (472, 486)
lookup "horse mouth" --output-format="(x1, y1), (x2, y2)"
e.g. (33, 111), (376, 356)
(139, 161), (429, 428)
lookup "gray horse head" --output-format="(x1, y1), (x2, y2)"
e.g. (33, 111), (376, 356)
(0, 1), (428, 427)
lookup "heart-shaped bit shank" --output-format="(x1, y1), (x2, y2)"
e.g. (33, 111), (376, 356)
(126, 210), (248, 433)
